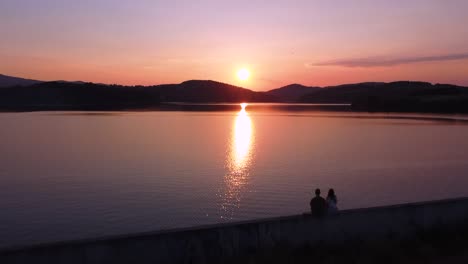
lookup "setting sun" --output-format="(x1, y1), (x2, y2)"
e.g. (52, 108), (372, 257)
(237, 68), (250, 81)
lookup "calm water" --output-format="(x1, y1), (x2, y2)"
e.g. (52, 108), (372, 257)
(1, 105), (468, 248)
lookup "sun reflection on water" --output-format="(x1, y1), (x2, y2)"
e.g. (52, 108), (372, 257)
(233, 106), (252, 171)
(219, 103), (255, 220)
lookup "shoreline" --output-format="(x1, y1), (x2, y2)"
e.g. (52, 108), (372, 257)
(2, 106), (468, 125)
(1, 102), (468, 115)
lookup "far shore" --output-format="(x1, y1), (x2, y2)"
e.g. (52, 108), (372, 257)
(2, 102), (468, 117)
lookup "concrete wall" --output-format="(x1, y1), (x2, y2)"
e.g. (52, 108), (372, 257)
(2, 197), (468, 264)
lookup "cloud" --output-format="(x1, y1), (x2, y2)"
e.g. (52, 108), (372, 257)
(311, 53), (468, 68)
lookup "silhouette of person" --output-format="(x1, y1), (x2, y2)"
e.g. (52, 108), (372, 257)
(326, 188), (338, 214)
(310, 188), (327, 218)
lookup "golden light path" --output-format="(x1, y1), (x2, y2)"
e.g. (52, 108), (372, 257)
(219, 103), (255, 219)
(233, 103), (252, 169)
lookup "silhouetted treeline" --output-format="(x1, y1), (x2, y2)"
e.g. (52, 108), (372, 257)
(299, 81), (468, 113)
(0, 82), (160, 111)
(266, 84), (321, 102)
(2, 73), (468, 113)
(0, 80), (277, 111)
(155, 80), (276, 103)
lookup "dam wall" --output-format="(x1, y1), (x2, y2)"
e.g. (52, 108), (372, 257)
(2, 197), (468, 264)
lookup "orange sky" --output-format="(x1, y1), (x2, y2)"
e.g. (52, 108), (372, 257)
(1, 1), (468, 90)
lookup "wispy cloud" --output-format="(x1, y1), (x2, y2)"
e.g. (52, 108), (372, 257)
(311, 53), (468, 68)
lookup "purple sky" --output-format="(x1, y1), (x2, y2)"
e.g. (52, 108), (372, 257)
(1, 0), (468, 90)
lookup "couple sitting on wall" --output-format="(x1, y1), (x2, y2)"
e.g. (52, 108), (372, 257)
(310, 188), (338, 218)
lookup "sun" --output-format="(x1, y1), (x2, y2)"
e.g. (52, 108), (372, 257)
(237, 68), (250, 81)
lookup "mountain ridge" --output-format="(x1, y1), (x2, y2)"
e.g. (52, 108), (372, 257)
(0, 74), (42, 87)
(1, 74), (468, 113)
(266, 84), (321, 102)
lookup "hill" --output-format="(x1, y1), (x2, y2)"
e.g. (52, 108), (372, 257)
(0, 74), (41, 87)
(2, 73), (468, 113)
(156, 80), (276, 102)
(299, 81), (468, 113)
(266, 84), (321, 102)
(0, 78), (276, 111)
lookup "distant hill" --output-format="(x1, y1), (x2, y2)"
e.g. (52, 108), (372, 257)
(0, 74), (41, 87)
(0, 78), (277, 111)
(299, 81), (468, 103)
(155, 80), (276, 103)
(266, 84), (321, 102)
(0, 81), (160, 110)
(2, 73), (468, 113)
(299, 81), (468, 113)
(299, 82), (387, 103)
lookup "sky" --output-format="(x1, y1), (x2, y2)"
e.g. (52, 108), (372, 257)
(1, 0), (468, 90)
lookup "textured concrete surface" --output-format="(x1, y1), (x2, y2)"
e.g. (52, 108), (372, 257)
(2, 197), (468, 264)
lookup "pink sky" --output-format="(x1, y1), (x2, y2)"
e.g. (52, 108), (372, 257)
(1, 0), (468, 90)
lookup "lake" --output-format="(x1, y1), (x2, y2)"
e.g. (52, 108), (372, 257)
(1, 104), (468, 248)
